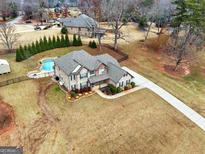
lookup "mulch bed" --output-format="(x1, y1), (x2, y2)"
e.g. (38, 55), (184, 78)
(0, 101), (15, 135)
(100, 86), (113, 95)
(163, 65), (190, 77)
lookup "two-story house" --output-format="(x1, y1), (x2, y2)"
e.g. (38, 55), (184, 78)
(54, 50), (133, 91)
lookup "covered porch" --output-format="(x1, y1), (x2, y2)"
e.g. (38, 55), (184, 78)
(89, 74), (110, 90)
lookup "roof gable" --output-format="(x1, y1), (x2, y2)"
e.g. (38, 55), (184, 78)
(107, 63), (127, 83)
(60, 14), (98, 28)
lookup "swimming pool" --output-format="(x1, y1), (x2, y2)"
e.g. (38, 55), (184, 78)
(41, 59), (55, 72)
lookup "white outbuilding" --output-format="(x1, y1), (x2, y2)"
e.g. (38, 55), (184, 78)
(0, 59), (11, 75)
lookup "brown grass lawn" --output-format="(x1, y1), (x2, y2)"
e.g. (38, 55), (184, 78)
(45, 84), (205, 154)
(0, 40), (205, 153)
(120, 37), (205, 117)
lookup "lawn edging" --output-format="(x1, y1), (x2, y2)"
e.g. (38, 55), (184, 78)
(96, 86), (145, 100)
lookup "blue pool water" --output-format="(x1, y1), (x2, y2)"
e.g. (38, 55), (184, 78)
(41, 59), (54, 72)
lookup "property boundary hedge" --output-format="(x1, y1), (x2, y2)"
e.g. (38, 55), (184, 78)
(16, 34), (82, 62)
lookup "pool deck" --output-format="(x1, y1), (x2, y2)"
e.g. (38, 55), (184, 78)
(27, 57), (57, 79)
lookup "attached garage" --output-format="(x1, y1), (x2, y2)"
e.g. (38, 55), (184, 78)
(0, 59), (11, 75)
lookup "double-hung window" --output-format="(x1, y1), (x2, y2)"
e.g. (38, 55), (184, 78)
(80, 73), (88, 79)
(71, 75), (76, 81)
(90, 71), (95, 76)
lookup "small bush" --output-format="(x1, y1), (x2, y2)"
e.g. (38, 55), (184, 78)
(124, 86), (129, 91)
(116, 87), (122, 93)
(108, 84), (118, 94)
(131, 82), (136, 88)
(70, 91), (77, 98)
(89, 40), (97, 48)
(61, 26), (68, 35)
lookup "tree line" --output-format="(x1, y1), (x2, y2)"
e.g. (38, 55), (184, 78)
(16, 34), (82, 62)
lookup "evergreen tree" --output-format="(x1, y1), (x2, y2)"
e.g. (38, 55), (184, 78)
(52, 35), (57, 48)
(23, 45), (29, 58)
(73, 34), (78, 46)
(89, 40), (97, 48)
(19, 45), (25, 60)
(43, 36), (48, 50)
(92, 41), (97, 48)
(61, 26), (68, 35)
(16, 48), (21, 62)
(35, 40), (40, 53)
(65, 35), (70, 47)
(27, 44), (32, 57)
(39, 38), (44, 52)
(56, 36), (61, 48)
(88, 41), (92, 48)
(48, 36), (53, 49)
(60, 35), (65, 47)
(77, 35), (82, 46)
(31, 42), (36, 55)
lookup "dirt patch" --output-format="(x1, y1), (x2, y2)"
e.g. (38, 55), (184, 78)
(24, 116), (52, 154)
(0, 101), (15, 135)
(162, 65), (190, 77)
(36, 79), (59, 123)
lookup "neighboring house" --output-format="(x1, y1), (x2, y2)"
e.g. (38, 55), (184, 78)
(58, 14), (98, 37)
(54, 50), (133, 91)
(0, 59), (11, 75)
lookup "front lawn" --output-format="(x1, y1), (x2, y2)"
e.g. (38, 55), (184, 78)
(120, 38), (205, 116)
(45, 86), (205, 153)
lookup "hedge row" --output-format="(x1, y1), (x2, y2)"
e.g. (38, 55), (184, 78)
(16, 34), (82, 62)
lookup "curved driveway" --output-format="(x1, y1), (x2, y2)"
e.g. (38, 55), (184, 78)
(122, 67), (205, 132)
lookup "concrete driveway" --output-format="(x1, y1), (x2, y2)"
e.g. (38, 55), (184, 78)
(122, 67), (205, 132)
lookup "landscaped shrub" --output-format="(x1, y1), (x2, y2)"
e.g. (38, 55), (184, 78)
(70, 91), (77, 98)
(108, 84), (118, 94)
(116, 87), (122, 93)
(16, 34), (82, 62)
(88, 40), (97, 48)
(124, 86), (129, 91)
(61, 26), (68, 35)
(131, 82), (136, 88)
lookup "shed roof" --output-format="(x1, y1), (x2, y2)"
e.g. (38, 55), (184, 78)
(0, 59), (9, 65)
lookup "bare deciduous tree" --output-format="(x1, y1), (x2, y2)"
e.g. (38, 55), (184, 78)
(101, 0), (134, 50)
(144, 0), (173, 41)
(0, 23), (19, 51)
(168, 26), (205, 71)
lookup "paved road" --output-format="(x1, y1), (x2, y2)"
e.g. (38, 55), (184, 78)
(8, 16), (23, 25)
(122, 67), (205, 132)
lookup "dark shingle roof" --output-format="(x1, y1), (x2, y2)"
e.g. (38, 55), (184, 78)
(59, 14), (98, 29)
(89, 74), (110, 84)
(95, 54), (120, 67)
(107, 63), (127, 84)
(54, 50), (131, 83)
